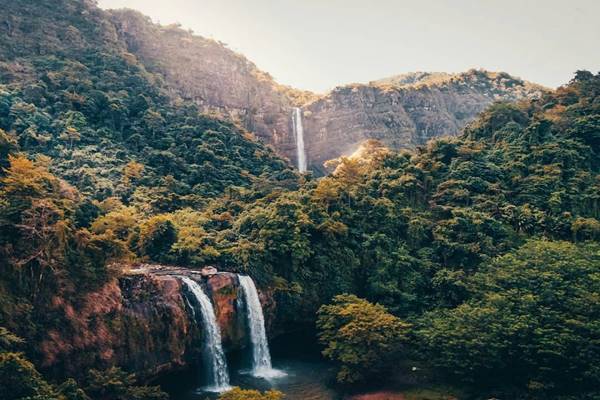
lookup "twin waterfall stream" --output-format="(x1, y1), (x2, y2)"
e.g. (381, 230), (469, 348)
(238, 275), (284, 379)
(182, 274), (283, 393)
(181, 277), (231, 392)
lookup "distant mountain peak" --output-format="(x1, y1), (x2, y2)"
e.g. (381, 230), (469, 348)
(370, 69), (547, 93)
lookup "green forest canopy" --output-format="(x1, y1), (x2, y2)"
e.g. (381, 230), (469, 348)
(0, 1), (599, 399)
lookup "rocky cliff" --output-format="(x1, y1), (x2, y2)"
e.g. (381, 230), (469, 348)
(301, 70), (546, 170)
(38, 265), (273, 380)
(106, 9), (546, 171)
(108, 9), (313, 157)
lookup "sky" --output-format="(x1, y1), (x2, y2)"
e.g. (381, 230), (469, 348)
(97, 0), (600, 93)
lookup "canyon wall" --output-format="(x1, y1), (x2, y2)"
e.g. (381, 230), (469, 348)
(301, 70), (546, 169)
(108, 10), (546, 171)
(38, 265), (274, 380)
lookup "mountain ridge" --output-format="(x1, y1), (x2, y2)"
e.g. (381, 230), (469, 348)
(104, 8), (547, 170)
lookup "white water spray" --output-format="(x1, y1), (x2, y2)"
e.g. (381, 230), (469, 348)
(238, 275), (285, 379)
(292, 107), (307, 172)
(181, 277), (231, 392)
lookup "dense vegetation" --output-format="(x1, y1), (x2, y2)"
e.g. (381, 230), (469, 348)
(219, 71), (600, 399)
(218, 388), (283, 400)
(0, 0), (294, 398)
(418, 240), (600, 398)
(0, 0), (295, 322)
(0, 327), (167, 400)
(317, 294), (410, 384)
(0, 1), (599, 399)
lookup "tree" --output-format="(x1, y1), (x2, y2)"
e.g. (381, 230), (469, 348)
(0, 129), (18, 171)
(0, 327), (91, 400)
(59, 126), (81, 150)
(317, 294), (410, 384)
(0, 351), (59, 400)
(85, 366), (167, 400)
(418, 240), (600, 398)
(0, 327), (24, 352)
(137, 215), (178, 261)
(219, 387), (284, 400)
(90, 206), (139, 241)
(365, 243), (430, 316)
(0, 155), (76, 297)
(13, 198), (70, 294)
(57, 378), (91, 400)
(122, 160), (145, 185)
(0, 155), (68, 223)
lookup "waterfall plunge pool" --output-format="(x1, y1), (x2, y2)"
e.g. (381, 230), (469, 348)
(160, 332), (339, 400)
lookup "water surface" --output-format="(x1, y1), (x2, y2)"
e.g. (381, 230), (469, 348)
(165, 333), (339, 400)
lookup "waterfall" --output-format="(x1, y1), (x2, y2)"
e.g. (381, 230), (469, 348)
(238, 275), (285, 378)
(181, 277), (231, 392)
(292, 107), (307, 172)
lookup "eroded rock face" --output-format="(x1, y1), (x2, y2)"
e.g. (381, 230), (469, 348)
(38, 265), (274, 380)
(108, 9), (305, 156)
(107, 11), (546, 171)
(301, 71), (546, 169)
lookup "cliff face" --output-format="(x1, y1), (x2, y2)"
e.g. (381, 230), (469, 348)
(38, 265), (273, 380)
(108, 9), (309, 157)
(301, 70), (546, 168)
(106, 10), (546, 171)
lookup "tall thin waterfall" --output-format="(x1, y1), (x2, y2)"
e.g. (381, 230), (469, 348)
(292, 107), (307, 172)
(238, 275), (284, 378)
(181, 277), (231, 392)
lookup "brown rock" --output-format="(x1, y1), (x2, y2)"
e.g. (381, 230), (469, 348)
(107, 11), (547, 171)
(37, 265), (275, 380)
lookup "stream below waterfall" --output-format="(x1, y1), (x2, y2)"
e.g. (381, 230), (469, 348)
(161, 332), (340, 400)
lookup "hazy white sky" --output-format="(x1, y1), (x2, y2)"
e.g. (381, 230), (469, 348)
(98, 0), (600, 93)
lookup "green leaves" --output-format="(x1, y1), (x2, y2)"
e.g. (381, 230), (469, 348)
(85, 367), (167, 400)
(417, 240), (600, 397)
(317, 294), (410, 384)
(218, 387), (284, 400)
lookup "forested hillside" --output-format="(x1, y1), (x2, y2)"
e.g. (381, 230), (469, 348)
(0, 0), (296, 204)
(0, 1), (295, 397)
(0, 1), (599, 399)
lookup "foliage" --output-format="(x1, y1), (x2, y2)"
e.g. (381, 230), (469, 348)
(0, 350), (165, 400)
(0, 326), (24, 351)
(317, 294), (410, 384)
(218, 387), (284, 400)
(222, 72), (600, 322)
(137, 214), (178, 262)
(0, 1), (599, 399)
(0, 351), (59, 400)
(0, 155), (126, 300)
(417, 240), (600, 398)
(0, 326), (91, 400)
(0, 0), (295, 391)
(85, 366), (168, 400)
(57, 378), (92, 400)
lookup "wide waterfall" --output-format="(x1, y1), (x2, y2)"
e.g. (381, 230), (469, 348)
(181, 277), (231, 392)
(292, 107), (307, 172)
(238, 275), (285, 379)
